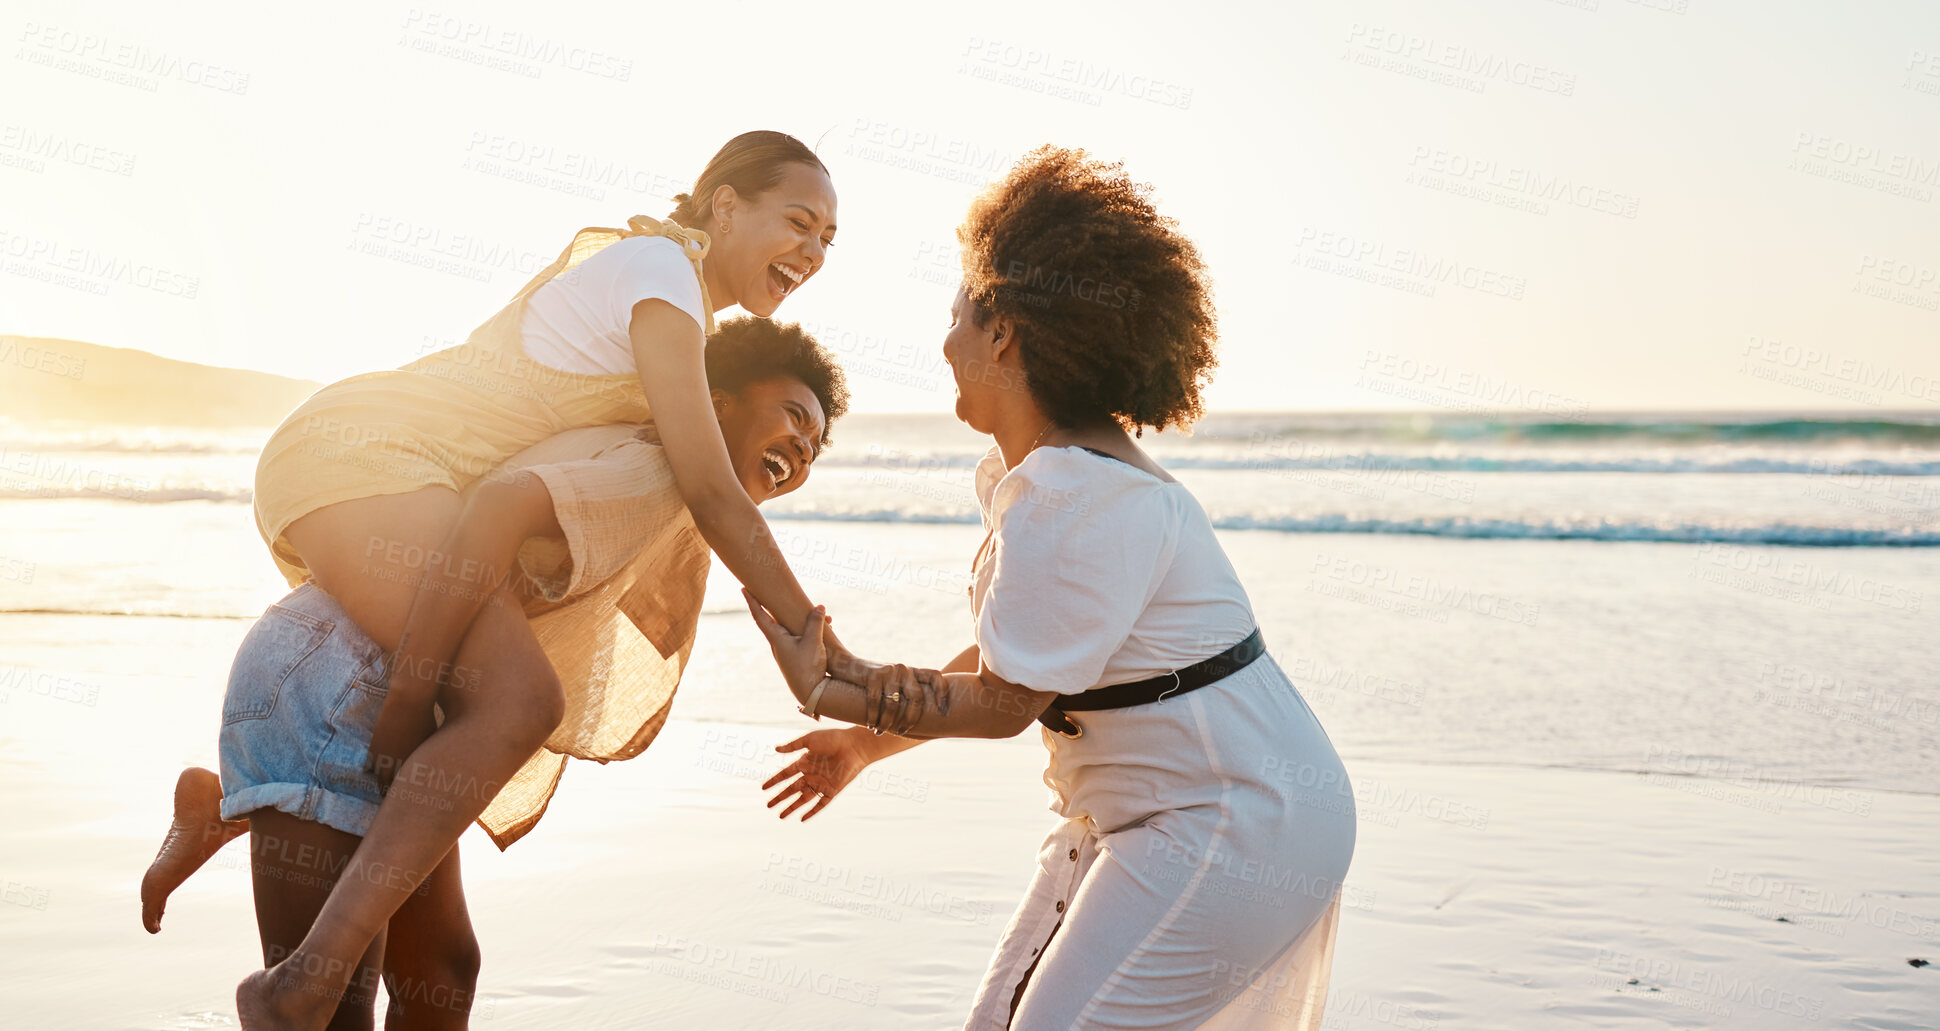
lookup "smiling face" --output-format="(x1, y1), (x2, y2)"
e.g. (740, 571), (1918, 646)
(940, 284), (1019, 434)
(710, 163), (838, 316)
(714, 375), (827, 501)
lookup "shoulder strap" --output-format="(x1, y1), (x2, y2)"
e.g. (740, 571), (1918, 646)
(453, 217), (717, 363)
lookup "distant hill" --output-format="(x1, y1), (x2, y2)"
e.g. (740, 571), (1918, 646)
(0, 337), (322, 427)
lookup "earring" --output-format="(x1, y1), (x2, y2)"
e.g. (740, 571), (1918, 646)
(719, 223), (730, 235)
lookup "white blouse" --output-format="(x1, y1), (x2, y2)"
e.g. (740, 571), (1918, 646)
(970, 444), (1257, 694)
(961, 443), (1353, 1029)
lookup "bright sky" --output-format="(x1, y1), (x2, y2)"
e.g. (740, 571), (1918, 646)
(4, 0), (1938, 414)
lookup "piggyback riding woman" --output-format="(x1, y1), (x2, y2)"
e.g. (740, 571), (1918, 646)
(749, 147), (1356, 1030)
(228, 131), (842, 1028)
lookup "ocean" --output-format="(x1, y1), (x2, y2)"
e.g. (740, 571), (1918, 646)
(3, 409), (1937, 797)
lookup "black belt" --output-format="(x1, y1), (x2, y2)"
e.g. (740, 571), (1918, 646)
(1036, 628), (1265, 738)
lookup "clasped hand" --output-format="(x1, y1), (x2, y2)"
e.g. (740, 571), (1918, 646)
(741, 589), (937, 723)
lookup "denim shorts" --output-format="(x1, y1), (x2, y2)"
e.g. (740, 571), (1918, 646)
(218, 583), (390, 837)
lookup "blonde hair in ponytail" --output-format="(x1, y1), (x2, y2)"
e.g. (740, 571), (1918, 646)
(668, 130), (828, 228)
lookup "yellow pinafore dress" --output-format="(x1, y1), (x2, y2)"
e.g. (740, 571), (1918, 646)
(252, 217), (716, 587)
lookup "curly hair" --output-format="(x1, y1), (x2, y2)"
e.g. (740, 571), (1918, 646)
(956, 145), (1217, 433)
(704, 316), (851, 448)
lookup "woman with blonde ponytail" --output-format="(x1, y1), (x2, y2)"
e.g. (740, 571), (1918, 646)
(151, 130), (840, 1028)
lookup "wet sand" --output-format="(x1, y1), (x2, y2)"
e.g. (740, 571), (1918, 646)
(3, 687), (1935, 1028)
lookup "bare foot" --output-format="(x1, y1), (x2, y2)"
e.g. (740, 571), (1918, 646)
(235, 961), (347, 1031)
(235, 968), (289, 1030)
(141, 767), (248, 933)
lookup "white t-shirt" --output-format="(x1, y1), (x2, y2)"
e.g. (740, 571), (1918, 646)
(970, 445), (1257, 695)
(519, 235), (708, 375)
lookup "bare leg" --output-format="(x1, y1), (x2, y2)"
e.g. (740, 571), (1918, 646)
(236, 808), (481, 1031)
(382, 845), (481, 1029)
(242, 809), (387, 1031)
(151, 487), (468, 935)
(141, 766), (250, 933)
(281, 488), (471, 656)
(236, 583), (561, 1030)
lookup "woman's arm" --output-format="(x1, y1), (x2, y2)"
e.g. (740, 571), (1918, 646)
(631, 300), (816, 635)
(761, 644), (982, 819)
(748, 595), (1056, 740)
(840, 645), (982, 760)
(369, 471), (563, 782)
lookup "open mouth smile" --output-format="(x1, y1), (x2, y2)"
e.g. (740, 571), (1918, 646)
(760, 447), (796, 490)
(767, 261), (806, 301)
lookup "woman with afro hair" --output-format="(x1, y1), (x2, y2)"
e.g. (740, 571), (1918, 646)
(750, 146), (1356, 1029)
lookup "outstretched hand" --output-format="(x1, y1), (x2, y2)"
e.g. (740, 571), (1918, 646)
(743, 589), (829, 700)
(763, 728), (874, 820)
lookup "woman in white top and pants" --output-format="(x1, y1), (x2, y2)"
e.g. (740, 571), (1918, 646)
(748, 146), (1356, 1030)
